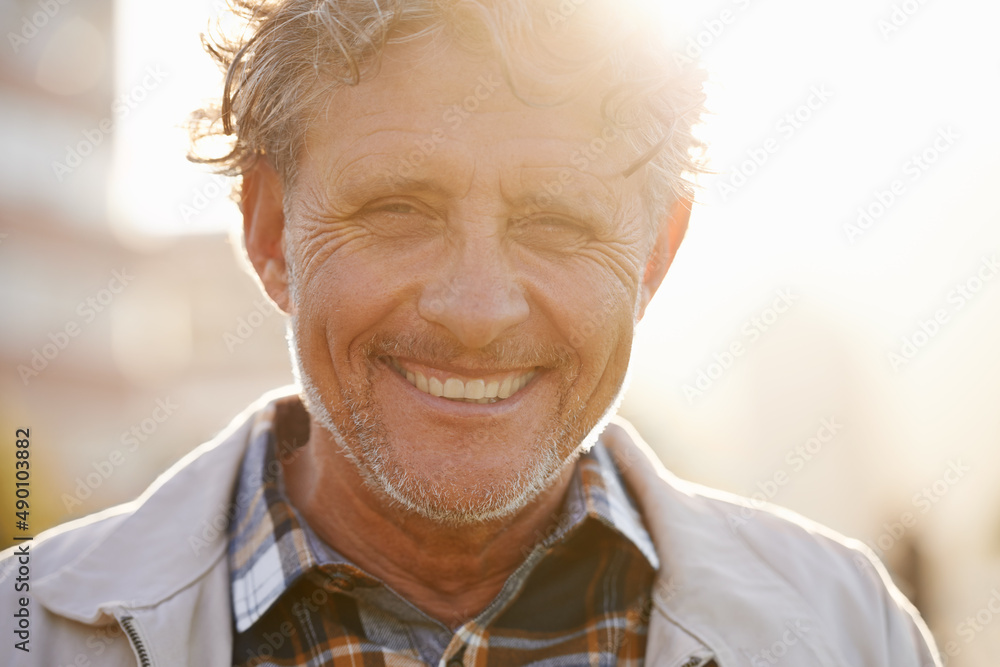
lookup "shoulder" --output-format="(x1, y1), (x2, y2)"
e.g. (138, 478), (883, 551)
(693, 484), (940, 664)
(678, 475), (879, 581)
(601, 418), (942, 666)
(1, 387), (288, 598)
(685, 480), (908, 616)
(603, 416), (891, 585)
(0, 502), (135, 583)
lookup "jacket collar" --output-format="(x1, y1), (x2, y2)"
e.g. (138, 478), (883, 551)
(32, 387), (295, 624)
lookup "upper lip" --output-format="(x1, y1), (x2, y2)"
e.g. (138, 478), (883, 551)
(385, 355), (538, 382)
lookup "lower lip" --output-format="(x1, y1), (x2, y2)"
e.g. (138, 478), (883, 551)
(378, 358), (540, 417)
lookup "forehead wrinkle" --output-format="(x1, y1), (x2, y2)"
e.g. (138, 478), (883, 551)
(305, 126), (441, 174)
(462, 159), (478, 201)
(448, 159), (510, 229)
(307, 140), (478, 203)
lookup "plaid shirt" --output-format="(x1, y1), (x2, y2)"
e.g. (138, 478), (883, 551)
(228, 397), (663, 667)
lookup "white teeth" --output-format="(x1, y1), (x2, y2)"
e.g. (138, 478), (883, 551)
(497, 377), (513, 399)
(443, 378), (464, 399)
(390, 359), (535, 404)
(465, 379), (486, 399)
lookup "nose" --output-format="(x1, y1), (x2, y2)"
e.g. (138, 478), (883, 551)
(417, 235), (529, 349)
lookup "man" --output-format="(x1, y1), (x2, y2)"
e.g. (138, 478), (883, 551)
(2, 0), (941, 665)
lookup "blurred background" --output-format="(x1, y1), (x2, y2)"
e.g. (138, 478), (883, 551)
(1, 0), (998, 664)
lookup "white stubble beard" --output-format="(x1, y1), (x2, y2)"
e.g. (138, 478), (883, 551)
(286, 316), (629, 527)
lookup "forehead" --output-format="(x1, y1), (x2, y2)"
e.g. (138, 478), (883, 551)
(297, 33), (642, 206)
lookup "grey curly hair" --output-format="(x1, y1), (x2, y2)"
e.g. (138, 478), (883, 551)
(188, 0), (708, 219)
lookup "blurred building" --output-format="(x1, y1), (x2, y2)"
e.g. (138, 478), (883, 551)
(0, 0), (292, 541)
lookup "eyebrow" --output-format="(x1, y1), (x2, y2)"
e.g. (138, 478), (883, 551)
(332, 169), (451, 204)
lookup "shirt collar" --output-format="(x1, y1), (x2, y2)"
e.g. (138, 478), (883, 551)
(573, 442), (661, 570)
(227, 397), (659, 632)
(227, 400), (317, 632)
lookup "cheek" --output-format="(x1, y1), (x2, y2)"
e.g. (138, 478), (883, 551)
(289, 226), (416, 320)
(524, 256), (638, 376)
(288, 217), (442, 321)
(289, 245), (411, 384)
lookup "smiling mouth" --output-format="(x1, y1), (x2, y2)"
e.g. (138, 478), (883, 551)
(386, 357), (538, 404)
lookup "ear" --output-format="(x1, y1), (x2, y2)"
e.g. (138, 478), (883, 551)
(637, 196), (691, 321)
(242, 159), (292, 314)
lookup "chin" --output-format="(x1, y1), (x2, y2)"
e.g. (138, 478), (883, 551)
(375, 445), (573, 526)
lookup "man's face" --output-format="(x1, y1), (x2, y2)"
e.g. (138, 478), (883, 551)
(277, 35), (667, 524)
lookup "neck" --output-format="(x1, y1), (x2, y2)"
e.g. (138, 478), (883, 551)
(282, 419), (575, 629)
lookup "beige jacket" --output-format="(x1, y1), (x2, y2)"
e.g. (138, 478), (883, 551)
(1, 389), (941, 666)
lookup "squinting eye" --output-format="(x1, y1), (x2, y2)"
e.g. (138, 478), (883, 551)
(514, 217), (577, 231)
(528, 217), (586, 234)
(512, 216), (590, 249)
(358, 199), (441, 240)
(536, 218), (577, 230)
(377, 202), (419, 214)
